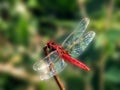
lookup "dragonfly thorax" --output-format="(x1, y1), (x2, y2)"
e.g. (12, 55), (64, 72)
(47, 41), (57, 50)
(47, 41), (68, 54)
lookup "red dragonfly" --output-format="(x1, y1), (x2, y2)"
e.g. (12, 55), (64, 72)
(33, 18), (95, 80)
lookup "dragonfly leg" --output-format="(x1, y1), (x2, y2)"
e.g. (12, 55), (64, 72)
(43, 46), (49, 55)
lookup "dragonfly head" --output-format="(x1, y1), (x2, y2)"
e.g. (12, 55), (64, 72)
(47, 41), (56, 49)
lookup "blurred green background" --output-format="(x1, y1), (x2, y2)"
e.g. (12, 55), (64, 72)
(0, 0), (120, 90)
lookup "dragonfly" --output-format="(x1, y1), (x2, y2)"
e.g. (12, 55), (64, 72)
(33, 18), (95, 80)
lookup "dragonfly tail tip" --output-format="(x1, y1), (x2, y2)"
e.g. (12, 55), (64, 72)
(87, 68), (90, 71)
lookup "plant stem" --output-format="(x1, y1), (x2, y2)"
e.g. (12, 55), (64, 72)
(44, 46), (65, 90)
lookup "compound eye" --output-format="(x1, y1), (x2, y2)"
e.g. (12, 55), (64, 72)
(51, 42), (54, 45)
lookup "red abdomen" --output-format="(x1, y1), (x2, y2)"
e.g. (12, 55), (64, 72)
(61, 54), (90, 71)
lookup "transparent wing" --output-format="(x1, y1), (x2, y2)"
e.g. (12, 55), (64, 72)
(62, 18), (95, 57)
(33, 51), (67, 80)
(68, 31), (95, 58)
(62, 18), (90, 47)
